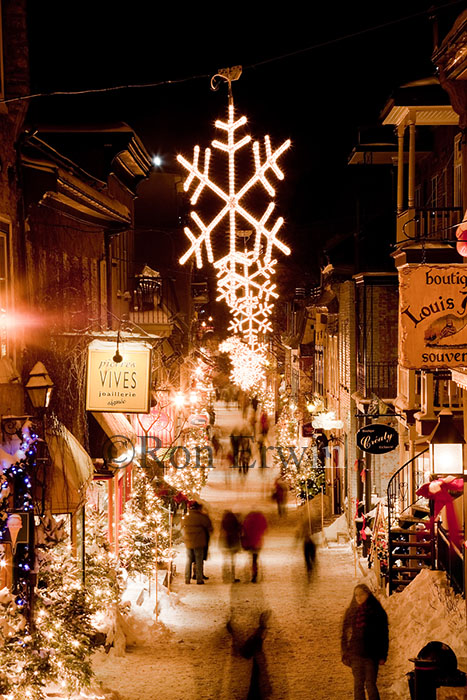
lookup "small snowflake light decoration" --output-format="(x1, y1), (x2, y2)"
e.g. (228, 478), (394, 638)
(177, 103), (290, 346)
(219, 336), (267, 391)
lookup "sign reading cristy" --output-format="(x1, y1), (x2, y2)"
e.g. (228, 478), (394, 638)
(86, 340), (152, 413)
(399, 264), (467, 369)
(356, 424), (398, 454)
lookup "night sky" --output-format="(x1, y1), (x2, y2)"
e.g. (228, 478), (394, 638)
(25, 1), (464, 286)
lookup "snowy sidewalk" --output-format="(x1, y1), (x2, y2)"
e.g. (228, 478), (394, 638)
(93, 407), (364, 699)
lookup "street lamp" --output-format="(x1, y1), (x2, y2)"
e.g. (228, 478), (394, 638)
(429, 409), (465, 477)
(25, 362), (54, 411)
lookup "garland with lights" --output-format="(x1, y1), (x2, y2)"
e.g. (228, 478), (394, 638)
(0, 422), (38, 617)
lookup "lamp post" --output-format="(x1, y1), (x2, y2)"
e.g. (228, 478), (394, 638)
(428, 409), (465, 477)
(428, 408), (466, 608)
(25, 362), (54, 413)
(23, 362), (54, 626)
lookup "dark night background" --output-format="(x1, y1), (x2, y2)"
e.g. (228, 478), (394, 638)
(24, 1), (465, 290)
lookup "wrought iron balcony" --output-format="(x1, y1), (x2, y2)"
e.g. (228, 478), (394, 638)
(357, 360), (398, 399)
(397, 207), (463, 243)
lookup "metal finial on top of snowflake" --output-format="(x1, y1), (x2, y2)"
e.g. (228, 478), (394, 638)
(177, 102), (291, 346)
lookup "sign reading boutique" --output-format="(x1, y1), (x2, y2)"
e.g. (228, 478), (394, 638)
(399, 264), (467, 369)
(86, 340), (152, 413)
(356, 424), (398, 454)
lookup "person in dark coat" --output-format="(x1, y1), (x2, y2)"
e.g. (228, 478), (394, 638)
(241, 511), (268, 582)
(220, 510), (242, 583)
(181, 502), (213, 584)
(341, 584), (389, 700)
(272, 476), (288, 517)
(296, 508), (316, 580)
(226, 610), (272, 699)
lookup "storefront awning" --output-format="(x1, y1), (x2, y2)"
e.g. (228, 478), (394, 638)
(91, 412), (137, 444)
(45, 424), (94, 514)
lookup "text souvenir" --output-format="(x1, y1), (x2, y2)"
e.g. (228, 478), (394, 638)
(399, 264), (467, 368)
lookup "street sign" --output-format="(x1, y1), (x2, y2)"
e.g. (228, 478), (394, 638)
(356, 424), (398, 454)
(188, 413), (209, 427)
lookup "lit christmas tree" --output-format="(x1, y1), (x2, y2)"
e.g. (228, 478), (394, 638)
(85, 507), (126, 643)
(0, 517), (95, 700)
(118, 471), (171, 580)
(164, 426), (210, 499)
(273, 402), (324, 500)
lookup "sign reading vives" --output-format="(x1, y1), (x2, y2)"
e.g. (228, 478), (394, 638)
(86, 340), (152, 413)
(399, 264), (467, 369)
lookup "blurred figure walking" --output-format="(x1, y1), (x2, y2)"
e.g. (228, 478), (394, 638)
(220, 510), (242, 583)
(226, 610), (272, 699)
(257, 410), (270, 469)
(296, 506), (316, 580)
(241, 510), (268, 583)
(272, 476), (288, 517)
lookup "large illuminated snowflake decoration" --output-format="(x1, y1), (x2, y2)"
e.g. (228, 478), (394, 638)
(177, 104), (290, 347)
(219, 336), (267, 391)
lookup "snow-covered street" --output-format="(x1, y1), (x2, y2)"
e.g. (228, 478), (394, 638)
(89, 403), (467, 700)
(93, 403), (363, 699)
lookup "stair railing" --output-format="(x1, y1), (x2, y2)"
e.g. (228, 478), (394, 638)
(387, 448), (429, 534)
(387, 448), (430, 592)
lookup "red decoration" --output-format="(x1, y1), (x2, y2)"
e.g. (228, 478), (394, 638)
(361, 514), (367, 540)
(455, 212), (467, 257)
(416, 476), (464, 548)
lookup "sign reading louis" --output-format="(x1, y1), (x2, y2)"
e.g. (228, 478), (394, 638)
(86, 340), (152, 413)
(399, 264), (467, 369)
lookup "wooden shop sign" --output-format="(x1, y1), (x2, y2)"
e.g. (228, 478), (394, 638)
(356, 424), (398, 454)
(399, 264), (467, 369)
(86, 340), (152, 413)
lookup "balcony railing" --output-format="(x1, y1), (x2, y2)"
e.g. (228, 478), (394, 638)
(397, 207), (463, 243)
(357, 360), (398, 399)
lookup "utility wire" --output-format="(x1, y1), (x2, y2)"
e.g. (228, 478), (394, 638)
(1, 0), (463, 106)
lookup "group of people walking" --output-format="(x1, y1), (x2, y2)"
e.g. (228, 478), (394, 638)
(180, 394), (389, 700)
(181, 504), (268, 584)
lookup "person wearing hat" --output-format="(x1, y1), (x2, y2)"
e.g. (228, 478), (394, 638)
(181, 501), (213, 584)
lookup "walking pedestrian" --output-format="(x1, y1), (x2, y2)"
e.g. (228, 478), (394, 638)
(296, 507), (316, 580)
(257, 410), (270, 468)
(230, 426), (241, 468)
(181, 501), (213, 585)
(341, 583), (389, 700)
(272, 476), (288, 517)
(226, 611), (272, 699)
(241, 510), (268, 582)
(238, 431), (252, 475)
(220, 510), (242, 583)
